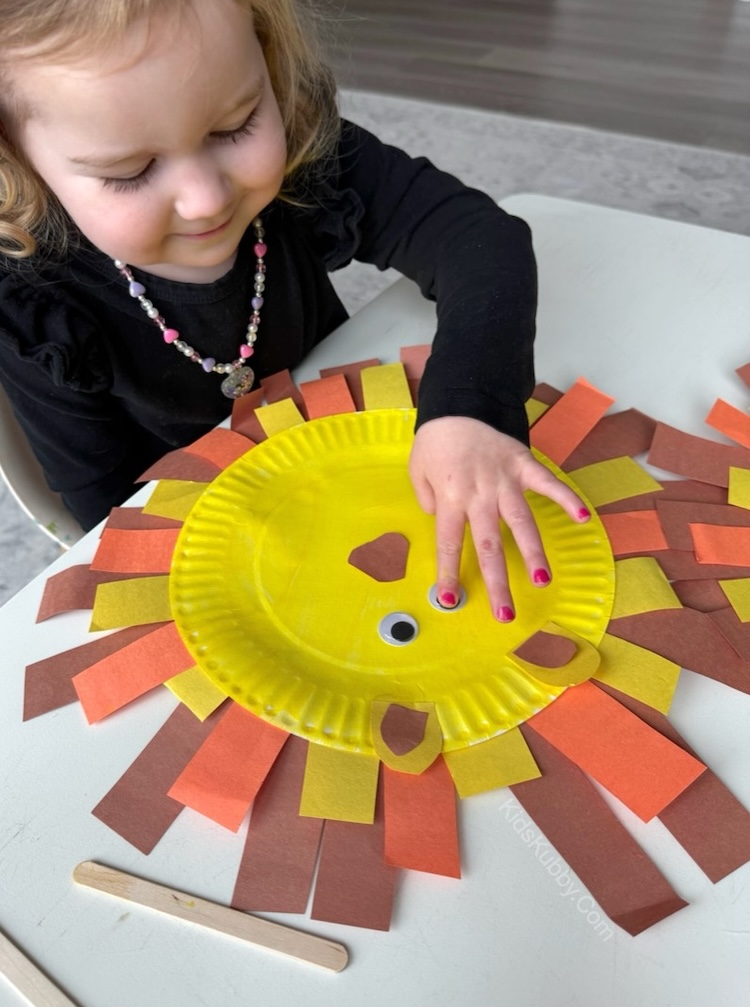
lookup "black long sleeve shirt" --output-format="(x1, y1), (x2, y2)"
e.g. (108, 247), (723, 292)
(0, 120), (537, 531)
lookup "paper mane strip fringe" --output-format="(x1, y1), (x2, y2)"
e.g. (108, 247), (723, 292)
(24, 349), (750, 937)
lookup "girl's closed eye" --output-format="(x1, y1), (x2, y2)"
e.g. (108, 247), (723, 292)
(210, 109), (260, 145)
(100, 110), (261, 194)
(102, 160), (157, 194)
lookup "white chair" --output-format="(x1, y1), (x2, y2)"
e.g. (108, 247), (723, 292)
(0, 382), (83, 547)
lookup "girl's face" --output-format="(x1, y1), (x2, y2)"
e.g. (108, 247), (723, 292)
(9, 0), (288, 282)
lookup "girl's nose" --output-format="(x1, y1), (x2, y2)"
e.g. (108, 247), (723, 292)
(173, 156), (231, 222)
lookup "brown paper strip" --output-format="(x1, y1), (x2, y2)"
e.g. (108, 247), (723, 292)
(232, 735), (324, 914)
(656, 500), (750, 551)
(595, 682), (750, 883)
(608, 609), (750, 694)
(104, 507), (183, 531)
(671, 579), (730, 613)
(23, 625), (163, 720)
(563, 408), (657, 470)
(311, 776), (397, 931)
(648, 423), (750, 487)
(92, 704), (222, 855)
(36, 566), (142, 622)
(230, 387), (267, 442)
(511, 726), (687, 936)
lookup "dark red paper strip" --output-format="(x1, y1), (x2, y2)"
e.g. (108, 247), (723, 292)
(23, 624), (164, 720)
(595, 682), (750, 883)
(92, 704), (222, 855)
(511, 726), (687, 936)
(311, 775), (397, 931)
(232, 735), (323, 914)
(657, 551), (750, 582)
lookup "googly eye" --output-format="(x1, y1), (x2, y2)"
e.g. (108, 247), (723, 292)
(427, 584), (467, 612)
(378, 612), (419, 646)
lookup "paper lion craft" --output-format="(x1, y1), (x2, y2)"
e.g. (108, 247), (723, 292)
(25, 349), (750, 936)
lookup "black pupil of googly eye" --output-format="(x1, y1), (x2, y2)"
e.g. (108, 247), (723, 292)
(391, 620), (416, 643)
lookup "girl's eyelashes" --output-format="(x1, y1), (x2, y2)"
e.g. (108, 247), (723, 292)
(100, 110), (261, 193)
(210, 109), (260, 144)
(102, 160), (157, 194)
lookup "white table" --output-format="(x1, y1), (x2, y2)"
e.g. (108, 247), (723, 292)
(2, 195), (750, 1007)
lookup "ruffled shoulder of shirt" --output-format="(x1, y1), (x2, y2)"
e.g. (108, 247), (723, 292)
(0, 263), (111, 392)
(287, 120), (368, 272)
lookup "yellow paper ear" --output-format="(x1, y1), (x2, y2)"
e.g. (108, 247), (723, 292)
(510, 622), (601, 687)
(371, 701), (443, 775)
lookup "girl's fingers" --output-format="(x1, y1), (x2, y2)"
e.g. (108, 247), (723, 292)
(434, 505), (467, 609)
(466, 512), (513, 621)
(497, 491), (552, 588)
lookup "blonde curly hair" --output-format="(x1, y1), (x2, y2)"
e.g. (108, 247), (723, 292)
(0, 0), (339, 259)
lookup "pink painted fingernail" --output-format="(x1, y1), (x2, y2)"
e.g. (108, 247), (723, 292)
(578, 507), (591, 520)
(440, 591), (457, 608)
(497, 606), (515, 623)
(533, 568), (550, 586)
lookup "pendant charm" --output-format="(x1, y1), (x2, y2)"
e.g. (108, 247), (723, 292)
(221, 365), (255, 399)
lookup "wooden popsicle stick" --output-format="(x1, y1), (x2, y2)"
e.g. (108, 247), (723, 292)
(0, 927), (80, 1007)
(73, 862), (348, 973)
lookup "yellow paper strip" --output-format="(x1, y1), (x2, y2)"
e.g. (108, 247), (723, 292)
(568, 456), (662, 508)
(255, 398), (306, 437)
(299, 745), (379, 824)
(443, 727), (541, 798)
(143, 480), (207, 521)
(361, 363), (412, 410)
(89, 575), (172, 631)
(165, 665), (227, 721)
(611, 556), (682, 620)
(718, 577), (750, 622)
(728, 467), (750, 510)
(594, 633), (681, 714)
(526, 399), (550, 425)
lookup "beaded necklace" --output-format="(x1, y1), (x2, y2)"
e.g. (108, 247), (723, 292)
(113, 216), (266, 399)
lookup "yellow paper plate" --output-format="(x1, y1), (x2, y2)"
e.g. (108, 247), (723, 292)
(170, 409), (614, 753)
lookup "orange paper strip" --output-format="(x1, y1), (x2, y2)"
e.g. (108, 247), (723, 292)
(600, 510), (669, 557)
(383, 758), (460, 877)
(185, 427), (255, 468)
(168, 704), (289, 832)
(530, 377), (615, 465)
(319, 358), (380, 412)
(706, 398), (750, 449)
(90, 527), (181, 574)
(691, 524), (750, 565)
(73, 622), (194, 723)
(299, 373), (356, 419)
(528, 681), (705, 821)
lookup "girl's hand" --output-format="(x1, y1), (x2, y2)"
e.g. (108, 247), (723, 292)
(409, 416), (591, 621)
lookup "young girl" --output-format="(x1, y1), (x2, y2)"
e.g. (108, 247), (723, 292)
(0, 0), (588, 621)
